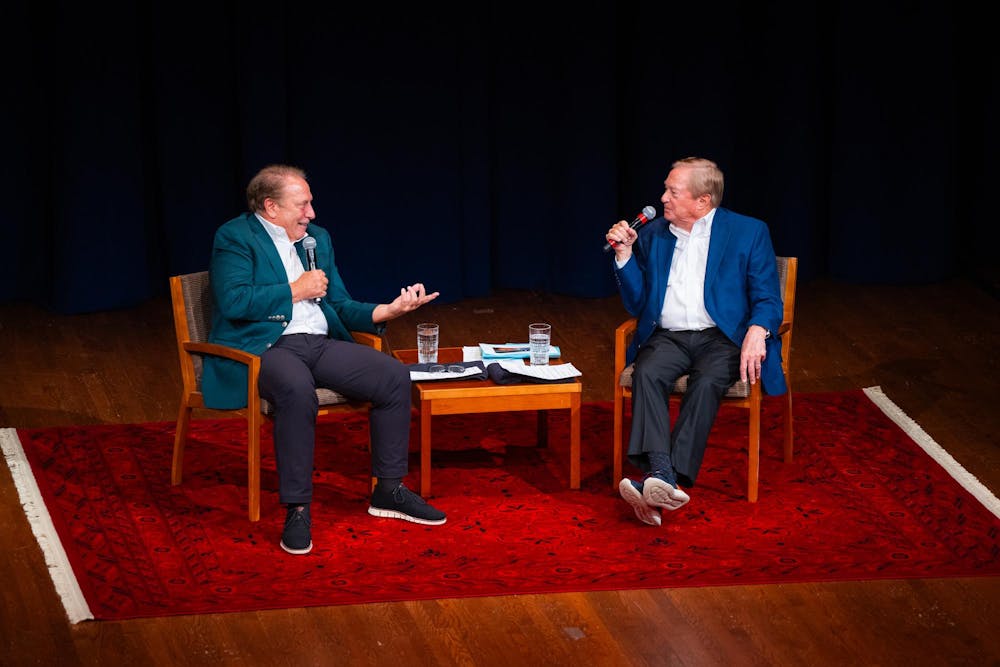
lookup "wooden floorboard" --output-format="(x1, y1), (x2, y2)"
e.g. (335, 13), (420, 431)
(1, 277), (998, 666)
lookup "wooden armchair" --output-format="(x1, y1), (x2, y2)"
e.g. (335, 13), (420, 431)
(169, 271), (382, 521)
(611, 257), (797, 502)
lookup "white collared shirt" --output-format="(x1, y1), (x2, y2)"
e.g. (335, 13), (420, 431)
(255, 214), (328, 336)
(659, 209), (717, 331)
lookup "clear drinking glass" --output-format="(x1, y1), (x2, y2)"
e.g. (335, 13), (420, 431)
(417, 323), (439, 364)
(528, 323), (551, 366)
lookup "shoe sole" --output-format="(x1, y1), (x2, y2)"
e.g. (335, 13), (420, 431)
(618, 478), (661, 526)
(368, 506), (447, 525)
(280, 539), (313, 555)
(642, 477), (690, 511)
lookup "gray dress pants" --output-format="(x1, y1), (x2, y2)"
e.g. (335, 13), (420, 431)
(626, 327), (740, 486)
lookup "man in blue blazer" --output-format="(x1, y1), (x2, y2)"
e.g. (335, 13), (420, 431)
(203, 164), (446, 554)
(606, 157), (785, 526)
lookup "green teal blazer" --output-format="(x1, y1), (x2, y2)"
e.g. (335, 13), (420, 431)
(201, 213), (383, 409)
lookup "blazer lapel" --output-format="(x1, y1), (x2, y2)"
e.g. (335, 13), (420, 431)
(705, 208), (731, 287)
(246, 214), (289, 281)
(295, 240), (309, 270)
(652, 224), (676, 314)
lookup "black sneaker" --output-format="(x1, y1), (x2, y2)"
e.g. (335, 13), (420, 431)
(368, 483), (447, 525)
(280, 504), (313, 555)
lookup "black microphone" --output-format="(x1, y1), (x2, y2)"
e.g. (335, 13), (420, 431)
(301, 236), (322, 303)
(603, 205), (657, 253)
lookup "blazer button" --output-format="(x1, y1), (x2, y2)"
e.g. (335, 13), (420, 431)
(282, 322), (288, 327)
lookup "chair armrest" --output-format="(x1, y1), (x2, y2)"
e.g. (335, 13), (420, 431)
(183, 341), (259, 366)
(777, 320), (793, 378)
(351, 331), (384, 352)
(613, 318), (638, 377)
(179, 342), (262, 413)
(185, 335), (382, 361)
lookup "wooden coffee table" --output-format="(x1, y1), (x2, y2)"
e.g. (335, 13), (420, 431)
(393, 347), (582, 497)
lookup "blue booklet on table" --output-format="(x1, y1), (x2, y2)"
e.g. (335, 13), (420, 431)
(479, 342), (561, 359)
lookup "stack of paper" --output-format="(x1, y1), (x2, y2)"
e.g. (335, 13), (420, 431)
(409, 366), (488, 382)
(495, 360), (582, 380)
(479, 343), (561, 359)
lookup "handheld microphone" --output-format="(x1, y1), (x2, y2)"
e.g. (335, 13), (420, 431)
(301, 236), (322, 303)
(603, 205), (657, 253)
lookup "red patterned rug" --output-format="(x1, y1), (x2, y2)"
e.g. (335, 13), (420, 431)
(3, 387), (999, 623)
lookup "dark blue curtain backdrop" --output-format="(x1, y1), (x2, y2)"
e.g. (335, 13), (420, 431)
(2, 2), (996, 313)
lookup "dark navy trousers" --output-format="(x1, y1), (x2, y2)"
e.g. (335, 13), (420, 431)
(258, 333), (411, 505)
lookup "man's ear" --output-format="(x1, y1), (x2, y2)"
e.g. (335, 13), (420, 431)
(262, 198), (279, 218)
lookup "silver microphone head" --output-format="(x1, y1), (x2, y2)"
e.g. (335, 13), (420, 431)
(642, 205), (656, 220)
(301, 236), (317, 250)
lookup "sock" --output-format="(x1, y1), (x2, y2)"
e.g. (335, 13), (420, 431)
(647, 452), (677, 487)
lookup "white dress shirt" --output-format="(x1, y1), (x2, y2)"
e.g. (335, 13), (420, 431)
(255, 214), (328, 336)
(659, 209), (717, 331)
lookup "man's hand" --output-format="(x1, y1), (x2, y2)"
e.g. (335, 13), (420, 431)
(740, 325), (769, 384)
(392, 283), (439, 315)
(606, 220), (638, 262)
(290, 269), (328, 303)
(373, 283), (440, 323)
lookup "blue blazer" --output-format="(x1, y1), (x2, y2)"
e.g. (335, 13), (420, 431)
(613, 207), (787, 395)
(201, 213), (383, 409)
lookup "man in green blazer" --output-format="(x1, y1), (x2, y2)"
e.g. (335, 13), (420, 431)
(203, 164), (445, 554)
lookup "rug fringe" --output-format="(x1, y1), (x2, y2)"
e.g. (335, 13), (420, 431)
(1, 428), (93, 623)
(863, 386), (1000, 519)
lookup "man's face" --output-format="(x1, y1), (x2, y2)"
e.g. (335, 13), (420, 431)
(265, 176), (315, 241)
(660, 166), (705, 226)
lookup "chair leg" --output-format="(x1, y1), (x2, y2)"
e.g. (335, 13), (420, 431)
(369, 430), (377, 493)
(783, 383), (794, 463)
(172, 400), (191, 485)
(247, 410), (262, 522)
(612, 387), (625, 487)
(747, 387), (762, 503)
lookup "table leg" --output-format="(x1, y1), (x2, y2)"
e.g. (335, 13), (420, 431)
(420, 399), (432, 497)
(570, 394), (581, 489)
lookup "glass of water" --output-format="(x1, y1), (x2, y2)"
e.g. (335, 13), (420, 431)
(417, 323), (439, 364)
(528, 322), (551, 366)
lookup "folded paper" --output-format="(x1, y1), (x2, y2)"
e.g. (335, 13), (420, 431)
(479, 343), (561, 359)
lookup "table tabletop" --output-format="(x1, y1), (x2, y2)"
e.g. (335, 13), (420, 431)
(393, 347), (581, 397)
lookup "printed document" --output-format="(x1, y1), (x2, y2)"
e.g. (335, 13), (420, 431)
(495, 360), (582, 380)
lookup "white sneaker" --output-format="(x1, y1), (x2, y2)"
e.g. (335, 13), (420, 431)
(642, 477), (690, 511)
(618, 478), (661, 526)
